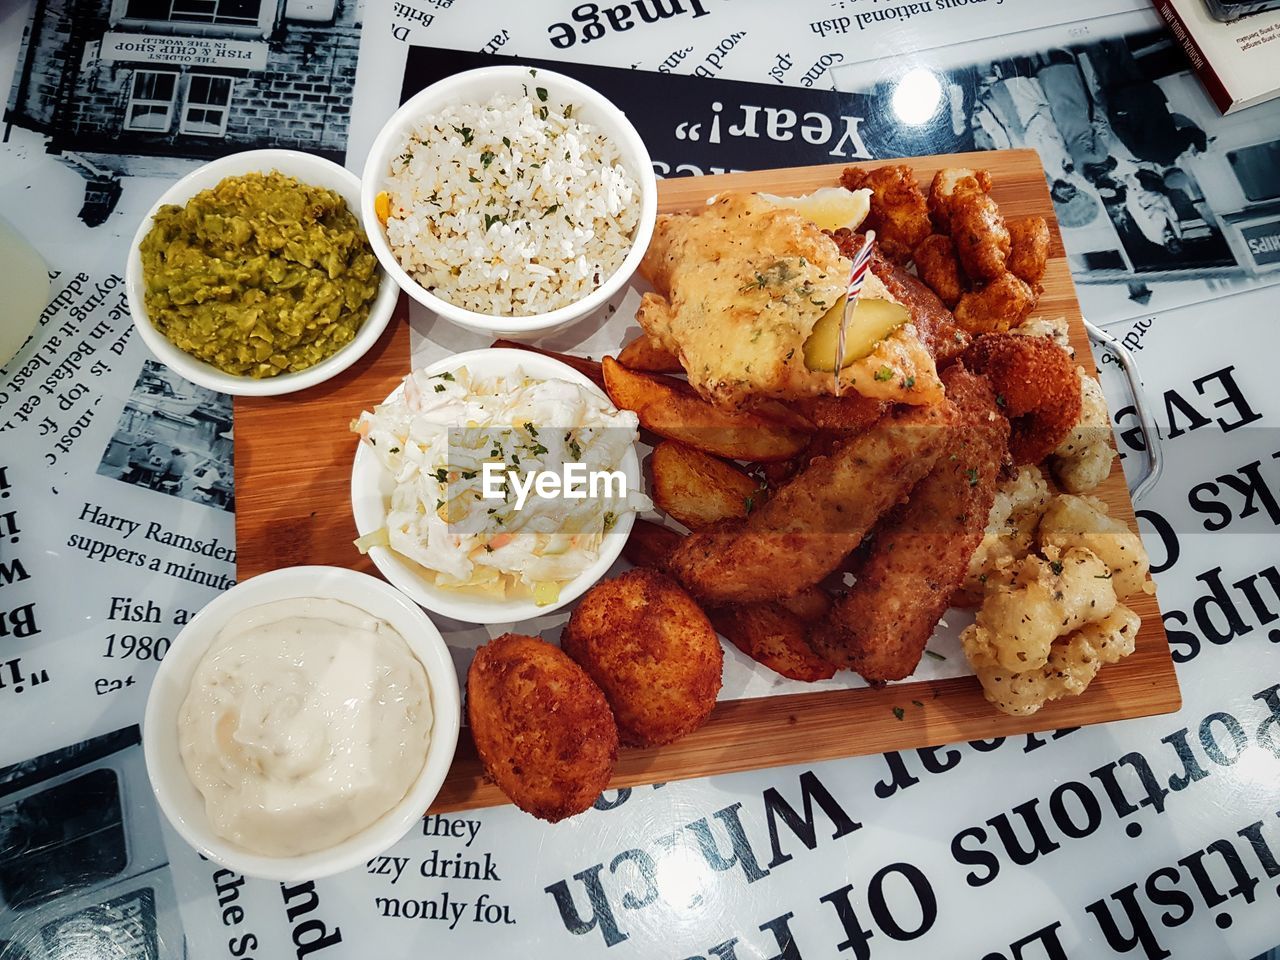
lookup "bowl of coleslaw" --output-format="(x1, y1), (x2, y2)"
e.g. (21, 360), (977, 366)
(350, 348), (650, 624)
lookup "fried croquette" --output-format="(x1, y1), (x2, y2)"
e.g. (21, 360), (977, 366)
(1007, 216), (1050, 285)
(467, 634), (618, 822)
(669, 399), (960, 604)
(963, 333), (1082, 464)
(951, 187), (1012, 283)
(954, 273), (1039, 335)
(622, 518), (684, 571)
(927, 167), (993, 233)
(563, 569), (722, 746)
(914, 234), (965, 308)
(840, 164), (932, 263)
(810, 364), (1008, 681)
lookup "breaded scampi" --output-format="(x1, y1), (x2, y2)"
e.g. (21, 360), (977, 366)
(913, 234), (965, 308)
(669, 399), (960, 604)
(1007, 217), (1050, 286)
(950, 187), (1011, 283)
(954, 273), (1039, 335)
(810, 364), (1009, 682)
(928, 167), (993, 233)
(840, 164), (932, 263)
(962, 332), (1082, 464)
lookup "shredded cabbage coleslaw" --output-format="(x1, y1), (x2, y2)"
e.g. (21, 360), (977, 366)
(354, 364), (649, 604)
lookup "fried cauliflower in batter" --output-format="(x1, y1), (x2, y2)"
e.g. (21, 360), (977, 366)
(1038, 494), (1151, 598)
(958, 465), (1053, 605)
(971, 604), (1140, 716)
(962, 547), (1118, 674)
(1050, 371), (1116, 493)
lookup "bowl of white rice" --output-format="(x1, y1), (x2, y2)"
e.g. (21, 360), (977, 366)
(361, 66), (657, 339)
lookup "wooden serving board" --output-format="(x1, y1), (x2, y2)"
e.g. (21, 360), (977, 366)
(235, 150), (1180, 814)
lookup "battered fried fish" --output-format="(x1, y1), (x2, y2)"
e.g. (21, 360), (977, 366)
(638, 192), (943, 407)
(828, 229), (971, 364)
(809, 364), (1009, 681)
(668, 399), (960, 604)
(841, 164), (932, 263)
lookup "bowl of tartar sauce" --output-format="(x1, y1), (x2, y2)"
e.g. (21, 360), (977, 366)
(143, 565), (460, 881)
(350, 348), (650, 624)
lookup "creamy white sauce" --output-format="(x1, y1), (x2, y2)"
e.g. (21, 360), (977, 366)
(178, 597), (433, 858)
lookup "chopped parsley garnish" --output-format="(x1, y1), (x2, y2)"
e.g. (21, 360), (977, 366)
(740, 273), (768, 293)
(874, 366), (894, 382)
(1095, 572), (1114, 580)
(1050, 560), (1064, 575)
(563, 104), (574, 118)
(743, 495), (755, 514)
(434, 383), (446, 392)
(469, 174), (481, 183)
(603, 511), (618, 531)
(542, 202), (560, 218)
(439, 371), (454, 381)
(502, 136), (511, 149)
(524, 422), (539, 437)
(434, 468), (448, 483)
(451, 125), (473, 145)
(536, 86), (548, 102)
(531, 443), (549, 457)
(539, 106), (549, 120)
(892, 706), (905, 721)
(903, 376), (916, 389)
(995, 394), (1007, 408)
(925, 650), (946, 661)
(461, 470), (477, 480)
(389, 446), (400, 454)
(966, 468), (979, 487)
(483, 213), (505, 230)
(435, 499), (444, 511)
(911, 699), (924, 708)
(480, 150), (496, 168)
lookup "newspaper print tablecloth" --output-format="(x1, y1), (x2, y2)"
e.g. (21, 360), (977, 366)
(1, 0), (1279, 957)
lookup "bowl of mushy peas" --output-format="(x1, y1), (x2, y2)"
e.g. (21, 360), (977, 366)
(127, 150), (400, 396)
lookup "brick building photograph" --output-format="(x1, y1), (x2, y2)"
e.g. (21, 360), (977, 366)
(4, 0), (363, 225)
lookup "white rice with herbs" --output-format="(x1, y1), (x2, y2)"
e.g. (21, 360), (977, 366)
(383, 89), (640, 316)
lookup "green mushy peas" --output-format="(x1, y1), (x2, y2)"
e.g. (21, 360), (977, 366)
(140, 171), (379, 378)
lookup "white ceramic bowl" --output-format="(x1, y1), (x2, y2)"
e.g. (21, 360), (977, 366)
(143, 566), (460, 882)
(126, 149), (401, 397)
(360, 66), (657, 339)
(351, 348), (639, 624)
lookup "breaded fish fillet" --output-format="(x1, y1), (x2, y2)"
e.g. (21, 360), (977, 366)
(810, 364), (1009, 681)
(668, 399), (959, 604)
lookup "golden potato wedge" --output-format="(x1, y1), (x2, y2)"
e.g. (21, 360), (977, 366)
(777, 586), (835, 624)
(491, 340), (605, 391)
(602, 357), (807, 462)
(711, 602), (837, 682)
(651, 441), (759, 530)
(622, 519), (684, 570)
(618, 335), (683, 373)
